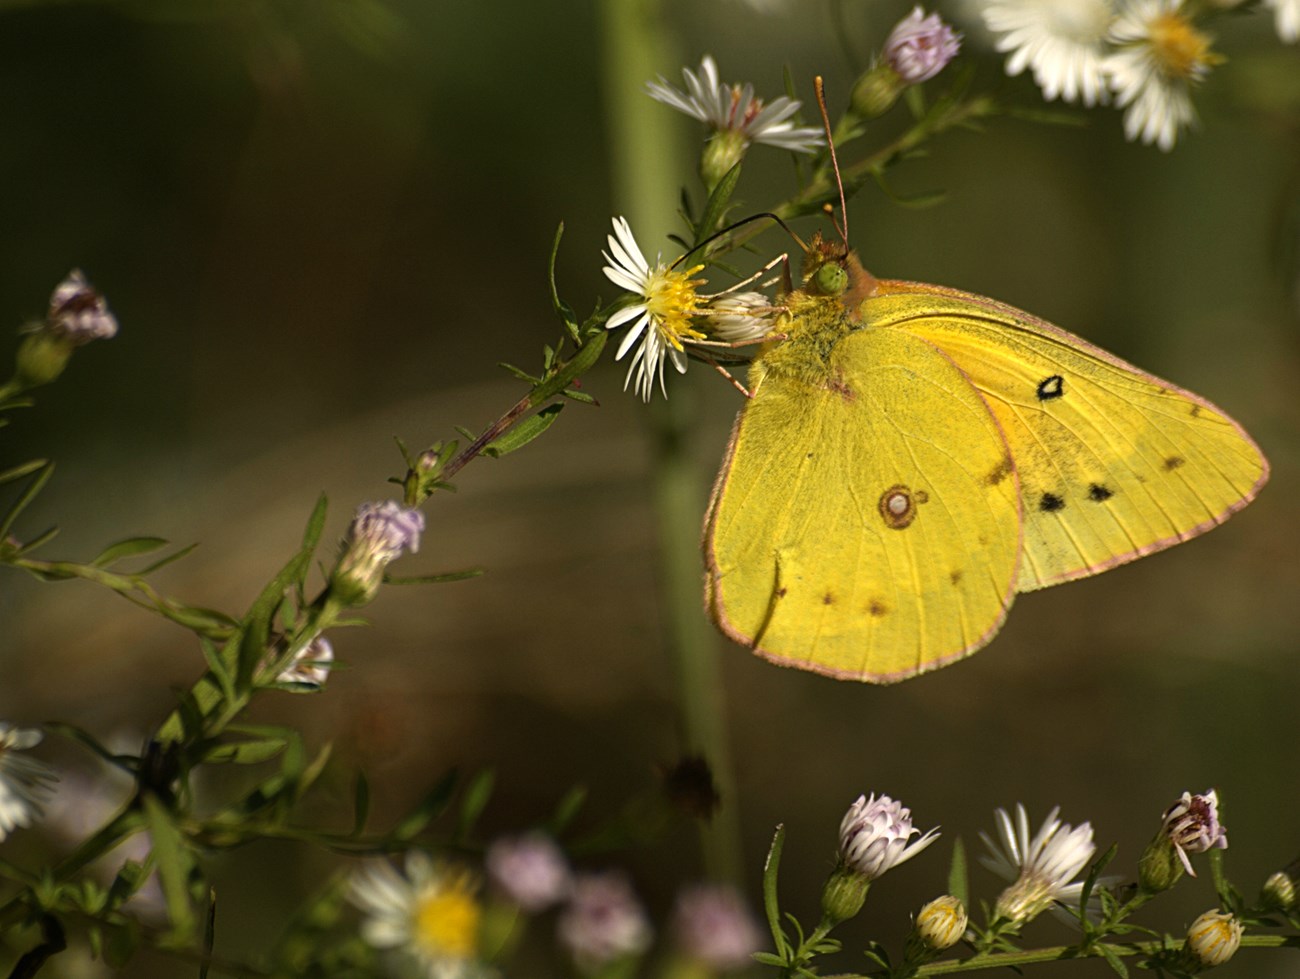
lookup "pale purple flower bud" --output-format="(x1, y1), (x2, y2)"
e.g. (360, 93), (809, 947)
(330, 501), (425, 607)
(47, 270), (117, 344)
(672, 883), (763, 971)
(838, 793), (940, 880)
(558, 872), (652, 971)
(884, 7), (962, 83)
(486, 833), (572, 912)
(1161, 789), (1228, 876)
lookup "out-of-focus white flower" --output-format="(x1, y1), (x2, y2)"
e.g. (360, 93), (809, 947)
(274, 635), (335, 689)
(671, 883), (764, 971)
(349, 853), (485, 979)
(979, 804), (1099, 924)
(884, 7), (963, 83)
(486, 833), (572, 912)
(0, 724), (56, 841)
(47, 270), (118, 344)
(983, 0), (1114, 105)
(1265, 0), (1300, 42)
(557, 872), (652, 971)
(1103, 0), (1219, 150)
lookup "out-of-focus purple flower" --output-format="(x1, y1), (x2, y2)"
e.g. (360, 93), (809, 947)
(672, 883), (764, 971)
(330, 501), (425, 606)
(486, 833), (572, 912)
(557, 872), (652, 971)
(47, 270), (117, 344)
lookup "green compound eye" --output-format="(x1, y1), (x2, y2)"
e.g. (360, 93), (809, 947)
(812, 262), (848, 296)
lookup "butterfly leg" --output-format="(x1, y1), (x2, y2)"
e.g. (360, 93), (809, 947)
(697, 351), (753, 398)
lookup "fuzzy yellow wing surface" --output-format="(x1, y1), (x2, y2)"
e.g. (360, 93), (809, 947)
(868, 282), (1269, 591)
(704, 325), (1021, 683)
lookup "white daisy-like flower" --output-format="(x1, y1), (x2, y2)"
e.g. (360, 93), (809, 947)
(602, 217), (708, 402)
(983, 0), (1114, 105)
(1265, 0), (1300, 42)
(702, 290), (778, 343)
(979, 804), (1100, 924)
(838, 793), (941, 880)
(349, 852), (485, 979)
(0, 724), (57, 841)
(1103, 0), (1220, 150)
(646, 56), (824, 154)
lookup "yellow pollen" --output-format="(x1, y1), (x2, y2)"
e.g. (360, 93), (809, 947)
(413, 879), (480, 959)
(1148, 13), (1218, 79)
(646, 265), (708, 351)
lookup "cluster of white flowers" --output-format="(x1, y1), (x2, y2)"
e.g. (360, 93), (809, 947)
(981, 0), (1295, 150)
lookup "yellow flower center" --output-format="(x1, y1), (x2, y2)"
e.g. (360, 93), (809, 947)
(645, 264), (707, 351)
(1148, 12), (1219, 80)
(413, 876), (480, 960)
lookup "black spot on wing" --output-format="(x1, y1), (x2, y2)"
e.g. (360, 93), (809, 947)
(1040, 492), (1066, 512)
(949, 569), (963, 585)
(1164, 456), (1186, 471)
(1088, 484), (1114, 502)
(822, 592), (835, 605)
(1036, 375), (1064, 401)
(867, 599), (889, 617)
(985, 456), (1014, 486)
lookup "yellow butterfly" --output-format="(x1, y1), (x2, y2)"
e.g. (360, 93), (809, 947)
(703, 236), (1269, 683)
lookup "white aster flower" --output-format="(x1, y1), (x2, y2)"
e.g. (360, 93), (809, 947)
(486, 833), (572, 913)
(980, 804), (1100, 924)
(0, 724), (57, 841)
(558, 872), (653, 971)
(647, 56), (823, 154)
(838, 793), (940, 880)
(1160, 788), (1228, 876)
(602, 217), (708, 402)
(1103, 0), (1220, 150)
(1185, 909), (1243, 967)
(349, 852), (485, 979)
(983, 0), (1114, 105)
(1265, 0), (1300, 41)
(703, 290), (778, 343)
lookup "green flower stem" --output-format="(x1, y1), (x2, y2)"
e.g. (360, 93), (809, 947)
(597, 0), (743, 885)
(814, 934), (1300, 978)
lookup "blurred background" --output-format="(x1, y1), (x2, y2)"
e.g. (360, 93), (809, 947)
(0, 0), (1297, 975)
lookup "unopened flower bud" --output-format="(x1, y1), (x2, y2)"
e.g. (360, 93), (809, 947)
(13, 271), (118, 391)
(820, 865), (870, 926)
(1261, 869), (1297, 911)
(883, 7), (961, 84)
(703, 291), (777, 343)
(1185, 910), (1242, 968)
(330, 501), (424, 607)
(700, 129), (748, 192)
(914, 895), (967, 950)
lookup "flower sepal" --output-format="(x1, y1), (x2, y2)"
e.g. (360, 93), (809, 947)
(1138, 832), (1185, 894)
(820, 865), (871, 927)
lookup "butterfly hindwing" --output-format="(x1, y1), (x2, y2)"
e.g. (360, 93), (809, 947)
(867, 280), (1269, 592)
(705, 322), (1022, 682)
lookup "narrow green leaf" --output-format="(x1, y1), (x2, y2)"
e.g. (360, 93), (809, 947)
(42, 723), (137, 774)
(1099, 944), (1129, 977)
(201, 737), (288, 765)
(135, 542), (200, 575)
(0, 460), (54, 538)
(0, 458), (48, 485)
(456, 769), (495, 841)
(384, 568), (485, 586)
(200, 888), (216, 979)
(394, 769), (459, 840)
(292, 744), (334, 803)
(751, 952), (786, 967)
(531, 329), (606, 404)
(947, 837), (968, 906)
(499, 362), (537, 383)
(91, 537), (171, 568)
(762, 825), (788, 953)
(352, 772), (370, 836)
(482, 403), (564, 458)
(548, 222), (582, 343)
(548, 785), (587, 833)
(696, 160), (743, 243)
(199, 639), (237, 705)
(14, 525), (58, 554)
(559, 387), (597, 405)
(141, 795), (196, 941)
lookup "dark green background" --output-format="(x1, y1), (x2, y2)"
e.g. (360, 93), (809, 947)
(1, 1), (1297, 975)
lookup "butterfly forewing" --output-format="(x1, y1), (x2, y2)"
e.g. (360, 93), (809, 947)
(705, 323), (1022, 682)
(868, 281), (1269, 591)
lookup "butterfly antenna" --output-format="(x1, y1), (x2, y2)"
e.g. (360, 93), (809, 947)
(676, 212), (809, 268)
(814, 76), (849, 249)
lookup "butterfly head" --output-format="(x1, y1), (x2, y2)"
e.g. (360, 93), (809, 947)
(799, 232), (878, 310)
